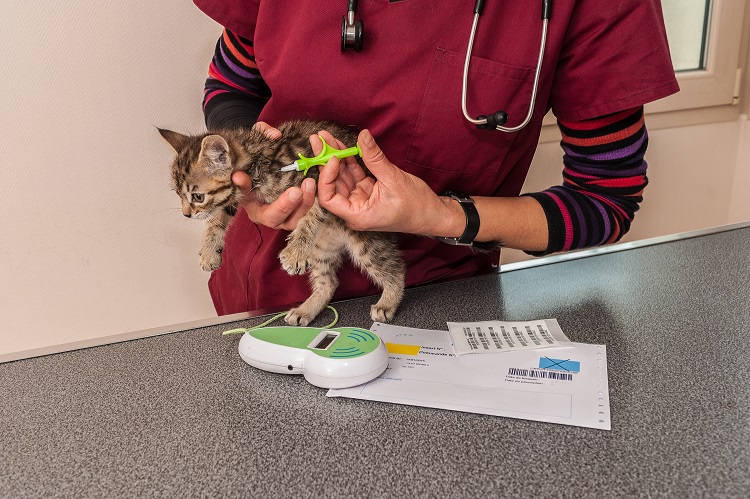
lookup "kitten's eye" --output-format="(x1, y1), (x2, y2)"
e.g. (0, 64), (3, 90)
(192, 193), (205, 203)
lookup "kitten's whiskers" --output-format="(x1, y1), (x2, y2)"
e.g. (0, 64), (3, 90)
(208, 212), (229, 229)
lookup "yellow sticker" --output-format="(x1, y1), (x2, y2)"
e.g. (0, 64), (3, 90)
(385, 343), (421, 356)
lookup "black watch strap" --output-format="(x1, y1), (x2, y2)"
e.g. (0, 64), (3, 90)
(437, 190), (480, 246)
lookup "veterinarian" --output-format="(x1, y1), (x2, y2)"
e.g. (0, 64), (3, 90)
(192, 0), (679, 315)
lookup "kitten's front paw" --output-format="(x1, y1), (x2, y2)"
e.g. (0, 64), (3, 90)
(199, 246), (223, 271)
(285, 308), (313, 327)
(370, 304), (398, 323)
(279, 245), (312, 275)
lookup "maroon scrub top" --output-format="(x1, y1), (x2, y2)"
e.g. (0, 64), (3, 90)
(193, 0), (679, 315)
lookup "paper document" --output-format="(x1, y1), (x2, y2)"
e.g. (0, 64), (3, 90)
(447, 319), (570, 355)
(328, 323), (611, 430)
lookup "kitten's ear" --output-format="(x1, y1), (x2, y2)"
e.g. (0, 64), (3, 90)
(200, 135), (232, 173)
(158, 128), (190, 153)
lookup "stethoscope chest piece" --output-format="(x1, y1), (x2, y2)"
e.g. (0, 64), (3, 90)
(476, 111), (509, 129)
(341, 0), (364, 52)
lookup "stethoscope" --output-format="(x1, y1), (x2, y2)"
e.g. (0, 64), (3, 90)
(342, 0), (553, 133)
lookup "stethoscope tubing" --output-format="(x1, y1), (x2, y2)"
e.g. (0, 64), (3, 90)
(343, 0), (549, 132)
(461, 14), (549, 132)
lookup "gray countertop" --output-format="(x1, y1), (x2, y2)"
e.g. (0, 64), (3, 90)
(2, 226), (750, 498)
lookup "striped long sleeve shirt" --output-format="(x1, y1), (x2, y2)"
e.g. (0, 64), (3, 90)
(203, 29), (649, 255)
(203, 29), (271, 130)
(525, 107), (648, 254)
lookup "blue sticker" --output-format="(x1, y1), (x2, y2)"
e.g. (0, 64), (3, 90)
(539, 357), (580, 373)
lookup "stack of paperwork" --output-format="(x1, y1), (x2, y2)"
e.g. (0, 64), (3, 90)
(328, 320), (610, 430)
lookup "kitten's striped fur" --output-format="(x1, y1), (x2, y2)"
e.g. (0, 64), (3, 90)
(159, 120), (405, 325)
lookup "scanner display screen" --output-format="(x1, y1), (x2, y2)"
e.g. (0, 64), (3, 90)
(313, 333), (337, 350)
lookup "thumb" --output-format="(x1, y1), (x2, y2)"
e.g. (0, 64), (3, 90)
(358, 129), (396, 181)
(231, 171), (254, 197)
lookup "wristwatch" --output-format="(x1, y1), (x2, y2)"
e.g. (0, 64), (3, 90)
(437, 190), (480, 246)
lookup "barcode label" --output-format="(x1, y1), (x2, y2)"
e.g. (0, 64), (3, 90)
(476, 327), (490, 350)
(500, 326), (515, 348)
(507, 368), (573, 381)
(488, 327), (503, 349)
(512, 327), (528, 347)
(525, 325), (542, 346)
(463, 327), (479, 350)
(537, 325), (556, 345)
(447, 319), (570, 355)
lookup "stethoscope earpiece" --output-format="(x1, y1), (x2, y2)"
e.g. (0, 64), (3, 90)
(341, 0), (364, 52)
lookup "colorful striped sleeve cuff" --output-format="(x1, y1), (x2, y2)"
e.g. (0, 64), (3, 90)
(525, 106), (648, 255)
(203, 29), (271, 130)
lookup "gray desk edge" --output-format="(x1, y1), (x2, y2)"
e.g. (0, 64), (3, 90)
(4, 220), (749, 365)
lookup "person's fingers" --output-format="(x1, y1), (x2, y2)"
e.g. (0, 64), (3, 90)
(232, 168), (314, 230)
(358, 129), (397, 182)
(232, 170), (270, 224)
(310, 134), (324, 155)
(345, 159), (368, 183)
(317, 130), (349, 151)
(314, 130), (364, 190)
(335, 160), (356, 192)
(276, 178), (316, 230)
(231, 171), (253, 197)
(253, 121), (282, 140)
(317, 156), (342, 204)
(300, 177), (316, 210)
(259, 187), (304, 228)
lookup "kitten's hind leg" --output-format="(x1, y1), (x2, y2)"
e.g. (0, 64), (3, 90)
(285, 228), (345, 326)
(347, 234), (405, 322)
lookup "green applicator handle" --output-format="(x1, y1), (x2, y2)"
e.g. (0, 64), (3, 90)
(280, 136), (362, 175)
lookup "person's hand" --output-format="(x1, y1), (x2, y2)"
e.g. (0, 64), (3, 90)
(316, 129), (461, 236)
(232, 121), (316, 231)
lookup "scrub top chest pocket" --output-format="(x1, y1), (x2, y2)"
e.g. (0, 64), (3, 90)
(405, 48), (538, 174)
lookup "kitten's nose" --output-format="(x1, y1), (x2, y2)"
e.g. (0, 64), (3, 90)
(183, 212), (191, 218)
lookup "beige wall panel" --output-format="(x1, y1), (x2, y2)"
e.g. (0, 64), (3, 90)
(0, 2), (221, 356)
(729, 117), (750, 222)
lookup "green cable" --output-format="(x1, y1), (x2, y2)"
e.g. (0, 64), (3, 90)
(221, 305), (339, 336)
(324, 305), (339, 329)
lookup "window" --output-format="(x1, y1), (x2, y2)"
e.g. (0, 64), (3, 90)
(649, 0), (745, 113)
(664, 0), (711, 72)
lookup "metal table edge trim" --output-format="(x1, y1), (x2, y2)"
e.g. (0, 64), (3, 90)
(3, 220), (749, 365)
(500, 220), (750, 273)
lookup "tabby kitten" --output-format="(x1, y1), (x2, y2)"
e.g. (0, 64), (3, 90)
(159, 120), (405, 326)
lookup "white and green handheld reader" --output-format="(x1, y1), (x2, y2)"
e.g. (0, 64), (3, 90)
(224, 322), (389, 389)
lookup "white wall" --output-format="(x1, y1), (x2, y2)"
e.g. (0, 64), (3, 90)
(0, 1), (220, 355)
